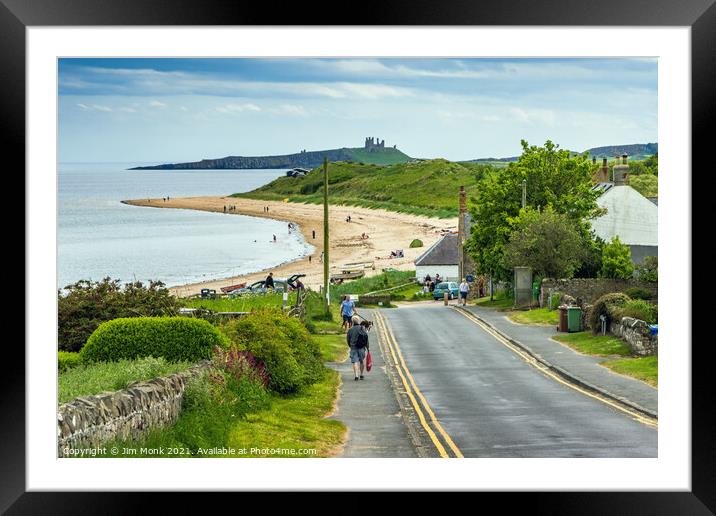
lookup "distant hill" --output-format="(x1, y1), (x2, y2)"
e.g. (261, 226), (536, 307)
(129, 144), (411, 170)
(584, 143), (658, 160)
(233, 159), (481, 218)
(466, 143), (658, 164)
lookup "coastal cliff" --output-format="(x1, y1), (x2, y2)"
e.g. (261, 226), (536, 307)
(129, 145), (411, 170)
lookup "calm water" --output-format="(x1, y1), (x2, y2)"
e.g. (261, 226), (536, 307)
(58, 163), (313, 289)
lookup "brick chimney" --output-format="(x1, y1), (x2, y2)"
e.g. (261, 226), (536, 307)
(613, 154), (629, 185)
(597, 157), (609, 183)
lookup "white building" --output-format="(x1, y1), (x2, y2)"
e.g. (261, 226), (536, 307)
(414, 233), (460, 282)
(590, 157), (658, 264)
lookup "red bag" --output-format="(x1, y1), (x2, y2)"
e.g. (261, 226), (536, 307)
(365, 350), (372, 372)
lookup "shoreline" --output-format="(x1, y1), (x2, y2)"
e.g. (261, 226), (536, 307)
(123, 196), (457, 297)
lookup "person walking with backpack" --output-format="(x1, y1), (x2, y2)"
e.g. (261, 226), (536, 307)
(346, 315), (369, 381)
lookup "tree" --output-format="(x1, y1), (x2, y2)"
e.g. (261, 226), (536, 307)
(600, 237), (634, 279)
(503, 207), (588, 279)
(629, 174), (658, 198)
(466, 140), (601, 281)
(635, 255), (658, 283)
(57, 278), (180, 352)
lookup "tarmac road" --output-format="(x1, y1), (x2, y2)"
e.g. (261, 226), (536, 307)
(379, 304), (657, 458)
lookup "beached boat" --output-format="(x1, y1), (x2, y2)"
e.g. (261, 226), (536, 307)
(330, 270), (365, 284)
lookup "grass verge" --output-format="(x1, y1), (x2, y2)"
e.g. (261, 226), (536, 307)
(602, 356), (658, 387)
(553, 331), (631, 356)
(553, 331), (657, 387)
(473, 295), (514, 310)
(313, 333), (349, 362)
(509, 307), (559, 326)
(227, 369), (346, 457)
(58, 357), (195, 404)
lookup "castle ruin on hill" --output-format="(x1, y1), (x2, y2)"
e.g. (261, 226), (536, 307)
(364, 136), (395, 152)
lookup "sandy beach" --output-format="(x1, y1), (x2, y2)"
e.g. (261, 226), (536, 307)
(123, 196), (457, 297)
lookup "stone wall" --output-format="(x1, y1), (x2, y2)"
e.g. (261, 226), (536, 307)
(540, 278), (657, 308)
(609, 317), (658, 357)
(57, 361), (211, 457)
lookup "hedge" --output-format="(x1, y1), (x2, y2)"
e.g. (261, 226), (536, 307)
(58, 351), (82, 372)
(81, 317), (230, 363)
(589, 292), (631, 334)
(220, 310), (324, 394)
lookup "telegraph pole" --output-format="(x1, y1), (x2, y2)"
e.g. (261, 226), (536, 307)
(322, 157), (330, 311)
(522, 179), (527, 209)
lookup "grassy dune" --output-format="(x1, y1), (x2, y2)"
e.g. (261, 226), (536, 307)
(233, 159), (490, 218)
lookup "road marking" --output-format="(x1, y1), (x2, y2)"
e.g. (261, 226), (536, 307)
(375, 312), (464, 458)
(451, 307), (658, 428)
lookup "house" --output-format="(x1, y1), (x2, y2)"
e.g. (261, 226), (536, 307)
(589, 155), (658, 264)
(415, 232), (460, 282)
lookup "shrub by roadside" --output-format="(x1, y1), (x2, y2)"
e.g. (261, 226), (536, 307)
(58, 278), (180, 352)
(589, 292), (631, 334)
(58, 351), (82, 372)
(220, 310), (324, 394)
(617, 299), (658, 324)
(81, 317), (229, 363)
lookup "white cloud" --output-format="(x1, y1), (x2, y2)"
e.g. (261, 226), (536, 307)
(216, 103), (261, 114)
(91, 104), (112, 112)
(272, 104), (308, 116)
(149, 100), (167, 108)
(77, 103), (90, 110)
(509, 107), (555, 126)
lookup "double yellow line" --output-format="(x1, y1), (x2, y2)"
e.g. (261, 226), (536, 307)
(374, 312), (463, 458)
(452, 307), (658, 428)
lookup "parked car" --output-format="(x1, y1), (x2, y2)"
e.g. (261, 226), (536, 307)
(229, 280), (286, 297)
(433, 281), (459, 300)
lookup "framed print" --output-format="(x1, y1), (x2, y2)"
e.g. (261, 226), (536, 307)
(5, 0), (713, 512)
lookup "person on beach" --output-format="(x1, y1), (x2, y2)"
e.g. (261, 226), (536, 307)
(312, 229), (316, 239)
(459, 278), (470, 306)
(308, 255), (312, 263)
(346, 315), (369, 381)
(273, 234), (277, 242)
(265, 272), (275, 290)
(319, 251), (324, 263)
(341, 295), (357, 332)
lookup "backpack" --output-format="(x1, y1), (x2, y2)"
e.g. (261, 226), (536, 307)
(355, 328), (369, 349)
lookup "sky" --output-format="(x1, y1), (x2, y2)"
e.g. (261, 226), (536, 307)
(58, 58), (657, 163)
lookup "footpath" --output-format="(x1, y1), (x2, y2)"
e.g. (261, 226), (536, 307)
(327, 310), (418, 457)
(459, 304), (658, 419)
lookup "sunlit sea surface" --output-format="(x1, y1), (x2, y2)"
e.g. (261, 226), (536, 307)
(58, 163), (313, 289)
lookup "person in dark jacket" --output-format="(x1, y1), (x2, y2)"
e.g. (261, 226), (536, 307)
(346, 315), (369, 380)
(265, 272), (275, 289)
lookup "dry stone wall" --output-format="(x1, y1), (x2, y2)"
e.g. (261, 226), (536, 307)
(609, 317), (658, 357)
(540, 278), (657, 308)
(57, 361), (212, 457)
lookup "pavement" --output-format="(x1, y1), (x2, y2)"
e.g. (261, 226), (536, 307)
(380, 303), (657, 457)
(460, 304), (658, 418)
(328, 309), (419, 458)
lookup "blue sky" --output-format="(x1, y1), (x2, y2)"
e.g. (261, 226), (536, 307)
(58, 58), (657, 163)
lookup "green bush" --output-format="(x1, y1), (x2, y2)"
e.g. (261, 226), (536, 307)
(58, 278), (181, 352)
(589, 292), (631, 334)
(617, 299), (658, 324)
(600, 237), (634, 279)
(220, 310), (324, 394)
(81, 317), (229, 363)
(58, 351), (82, 372)
(635, 256), (658, 283)
(409, 239), (423, 248)
(624, 287), (654, 300)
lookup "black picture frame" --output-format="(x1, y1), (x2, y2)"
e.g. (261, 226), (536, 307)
(5, 0), (711, 512)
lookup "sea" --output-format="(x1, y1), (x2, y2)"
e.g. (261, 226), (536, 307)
(58, 163), (314, 290)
